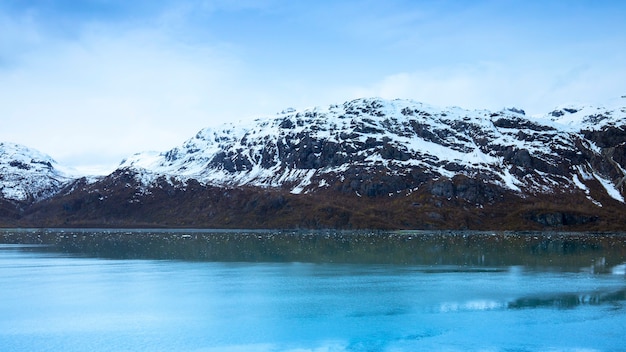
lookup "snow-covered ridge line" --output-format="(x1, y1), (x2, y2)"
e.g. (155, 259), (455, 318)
(118, 97), (626, 201)
(2, 97), (624, 204)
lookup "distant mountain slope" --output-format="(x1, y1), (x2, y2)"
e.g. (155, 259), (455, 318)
(3, 97), (626, 230)
(0, 142), (74, 202)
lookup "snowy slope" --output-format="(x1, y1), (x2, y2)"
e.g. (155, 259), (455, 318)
(119, 97), (626, 202)
(539, 97), (626, 130)
(0, 142), (75, 202)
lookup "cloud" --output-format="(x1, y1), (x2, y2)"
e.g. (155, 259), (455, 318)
(1, 0), (625, 174)
(0, 2), (330, 174)
(0, 12), (249, 173)
(338, 61), (626, 115)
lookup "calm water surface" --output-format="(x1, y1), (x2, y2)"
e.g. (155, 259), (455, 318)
(1, 229), (625, 351)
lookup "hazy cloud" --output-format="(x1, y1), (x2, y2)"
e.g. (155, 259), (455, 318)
(341, 62), (625, 115)
(1, 0), (625, 174)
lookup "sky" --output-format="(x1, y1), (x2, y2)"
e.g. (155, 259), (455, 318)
(1, 0), (625, 175)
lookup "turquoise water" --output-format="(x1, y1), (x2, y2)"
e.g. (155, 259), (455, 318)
(1, 230), (626, 351)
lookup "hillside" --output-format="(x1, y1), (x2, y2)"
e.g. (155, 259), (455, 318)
(3, 98), (626, 230)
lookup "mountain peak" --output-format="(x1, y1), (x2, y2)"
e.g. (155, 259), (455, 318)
(0, 142), (71, 201)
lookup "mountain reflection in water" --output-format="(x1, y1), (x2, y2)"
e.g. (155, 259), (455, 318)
(2, 229), (626, 270)
(507, 288), (626, 309)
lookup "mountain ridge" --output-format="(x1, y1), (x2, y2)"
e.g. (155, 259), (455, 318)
(2, 97), (626, 230)
(118, 98), (625, 201)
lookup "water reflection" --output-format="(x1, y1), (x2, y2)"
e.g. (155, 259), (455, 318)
(612, 262), (626, 275)
(2, 229), (626, 271)
(439, 299), (504, 312)
(508, 288), (626, 309)
(1, 234), (626, 352)
(437, 287), (626, 313)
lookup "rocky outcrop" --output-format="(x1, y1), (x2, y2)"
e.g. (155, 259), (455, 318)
(526, 211), (599, 227)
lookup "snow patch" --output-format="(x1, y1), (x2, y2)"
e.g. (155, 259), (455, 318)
(497, 167), (522, 192)
(572, 172), (603, 207)
(593, 172), (625, 203)
(290, 170), (316, 194)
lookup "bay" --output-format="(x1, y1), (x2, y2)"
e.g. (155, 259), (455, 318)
(1, 229), (625, 351)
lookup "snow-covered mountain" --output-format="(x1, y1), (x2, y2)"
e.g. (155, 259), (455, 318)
(2, 97), (626, 230)
(119, 97), (625, 205)
(0, 142), (75, 202)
